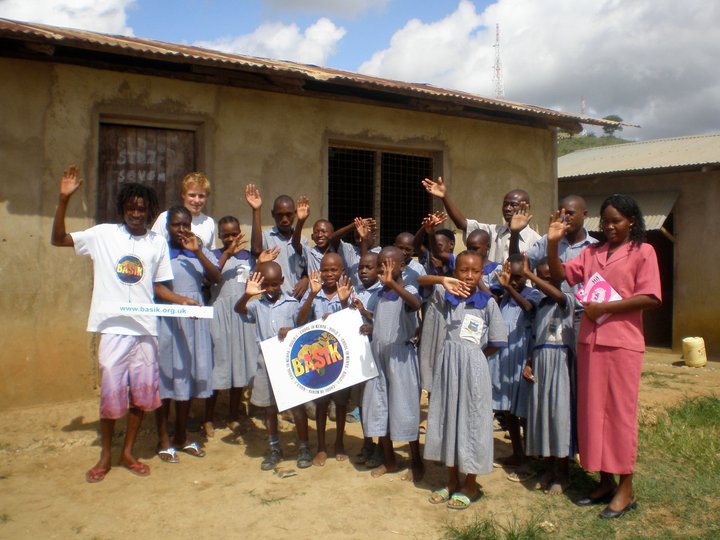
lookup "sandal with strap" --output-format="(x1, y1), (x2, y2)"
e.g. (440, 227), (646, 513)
(158, 447), (179, 463)
(181, 441), (206, 458)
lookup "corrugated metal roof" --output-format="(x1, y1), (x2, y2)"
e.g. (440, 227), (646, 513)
(558, 134), (720, 178)
(581, 192), (678, 232)
(0, 17), (619, 130)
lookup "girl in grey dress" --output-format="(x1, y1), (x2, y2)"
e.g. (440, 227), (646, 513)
(156, 206), (221, 461)
(203, 216), (271, 435)
(419, 251), (508, 510)
(521, 256), (575, 494)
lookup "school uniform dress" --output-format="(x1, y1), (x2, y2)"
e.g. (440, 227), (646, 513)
(362, 284), (421, 442)
(350, 280), (382, 407)
(262, 227), (307, 297)
(243, 294), (300, 408)
(402, 257), (426, 289)
(301, 244), (327, 275)
(354, 281), (382, 318)
(158, 247), (217, 401)
(488, 287), (542, 415)
(482, 261), (502, 296)
(525, 292), (576, 458)
(209, 249), (258, 390)
(418, 253), (454, 392)
(424, 287), (507, 474)
(526, 231), (598, 341)
(563, 242), (661, 474)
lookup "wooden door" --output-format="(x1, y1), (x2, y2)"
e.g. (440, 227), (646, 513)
(97, 124), (196, 223)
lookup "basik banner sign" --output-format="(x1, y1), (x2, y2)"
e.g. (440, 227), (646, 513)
(260, 308), (377, 411)
(99, 302), (214, 319)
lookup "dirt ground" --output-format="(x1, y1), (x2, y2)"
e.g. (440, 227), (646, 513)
(0, 349), (718, 540)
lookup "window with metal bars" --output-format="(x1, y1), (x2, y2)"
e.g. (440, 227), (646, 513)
(328, 146), (434, 247)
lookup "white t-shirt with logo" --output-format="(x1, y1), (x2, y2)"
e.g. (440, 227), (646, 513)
(152, 211), (216, 249)
(71, 224), (174, 336)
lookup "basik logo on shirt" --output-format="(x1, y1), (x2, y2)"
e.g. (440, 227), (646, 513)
(115, 255), (144, 284)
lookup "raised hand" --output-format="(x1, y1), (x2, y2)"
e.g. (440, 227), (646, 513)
(309, 270), (322, 295)
(296, 196), (310, 221)
(257, 247), (280, 263)
(548, 209), (570, 242)
(59, 165), (82, 198)
(337, 275), (354, 304)
(378, 258), (396, 286)
(429, 210), (448, 227)
(421, 176), (447, 199)
(180, 230), (201, 252)
(245, 184), (262, 210)
(228, 232), (247, 255)
(510, 201), (532, 234)
(496, 260), (512, 288)
(245, 272), (266, 296)
(441, 276), (472, 298)
(521, 253), (532, 278)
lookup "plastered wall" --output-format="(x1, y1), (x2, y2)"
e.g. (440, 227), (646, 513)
(0, 57), (556, 409)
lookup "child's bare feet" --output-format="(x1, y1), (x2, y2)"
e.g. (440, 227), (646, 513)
(545, 479), (569, 495)
(401, 462), (425, 482)
(203, 421), (215, 438)
(371, 463), (401, 478)
(533, 470), (553, 491)
(313, 451), (328, 467)
(334, 444), (348, 461)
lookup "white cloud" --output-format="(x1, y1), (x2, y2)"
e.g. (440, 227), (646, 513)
(359, 0), (720, 140)
(0, 0), (134, 35)
(264, 0), (387, 18)
(195, 18), (346, 65)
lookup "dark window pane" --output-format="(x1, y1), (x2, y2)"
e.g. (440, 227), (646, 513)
(328, 147), (375, 239)
(380, 153), (433, 246)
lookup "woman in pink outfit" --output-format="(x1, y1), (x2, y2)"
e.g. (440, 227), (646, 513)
(547, 193), (661, 519)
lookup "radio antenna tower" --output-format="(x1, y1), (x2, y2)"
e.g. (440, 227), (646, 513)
(493, 23), (504, 99)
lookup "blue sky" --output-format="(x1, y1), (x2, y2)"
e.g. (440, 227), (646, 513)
(2, 0), (719, 140)
(127, 1), (475, 72)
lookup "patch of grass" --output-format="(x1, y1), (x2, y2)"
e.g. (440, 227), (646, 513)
(0, 514), (9, 524)
(442, 514), (550, 540)
(519, 395), (720, 539)
(640, 371), (674, 388)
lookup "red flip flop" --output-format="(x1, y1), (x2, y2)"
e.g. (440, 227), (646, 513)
(123, 462), (150, 477)
(85, 466), (111, 483)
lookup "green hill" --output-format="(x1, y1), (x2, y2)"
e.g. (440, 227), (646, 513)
(557, 134), (631, 157)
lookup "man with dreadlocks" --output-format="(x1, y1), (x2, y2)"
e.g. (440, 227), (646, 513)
(52, 166), (187, 483)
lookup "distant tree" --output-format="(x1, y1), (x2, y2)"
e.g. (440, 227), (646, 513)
(602, 115), (623, 136)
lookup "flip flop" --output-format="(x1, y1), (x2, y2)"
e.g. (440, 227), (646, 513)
(158, 447), (180, 463)
(428, 487), (450, 505)
(447, 491), (480, 510)
(506, 469), (536, 482)
(85, 466), (111, 483)
(123, 462), (150, 477)
(181, 441), (206, 458)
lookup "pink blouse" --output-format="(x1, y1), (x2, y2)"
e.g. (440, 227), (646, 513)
(563, 242), (662, 352)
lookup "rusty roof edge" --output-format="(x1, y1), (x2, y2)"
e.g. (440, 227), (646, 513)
(0, 17), (617, 128)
